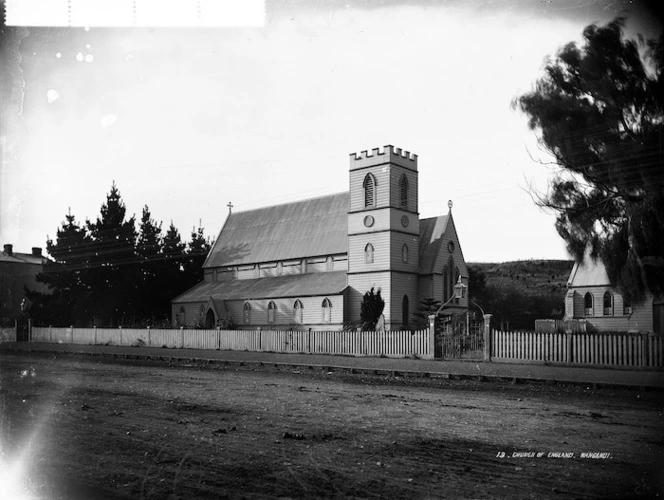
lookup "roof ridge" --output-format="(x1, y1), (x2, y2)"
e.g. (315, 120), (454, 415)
(231, 191), (348, 216)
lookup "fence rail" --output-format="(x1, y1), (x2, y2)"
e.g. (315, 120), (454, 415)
(29, 326), (432, 359)
(492, 329), (664, 368)
(534, 319), (587, 334)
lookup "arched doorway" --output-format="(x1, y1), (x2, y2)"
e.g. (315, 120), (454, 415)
(205, 309), (215, 329)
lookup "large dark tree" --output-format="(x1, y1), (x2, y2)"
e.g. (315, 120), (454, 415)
(86, 182), (138, 326)
(513, 17), (664, 303)
(183, 222), (211, 290)
(360, 287), (385, 331)
(161, 221), (188, 298)
(27, 210), (92, 326)
(136, 205), (163, 323)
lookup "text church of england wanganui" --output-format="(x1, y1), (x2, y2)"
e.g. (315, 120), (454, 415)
(172, 145), (469, 331)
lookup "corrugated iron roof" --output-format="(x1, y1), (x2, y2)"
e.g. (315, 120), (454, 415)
(172, 271), (348, 303)
(418, 215), (449, 274)
(204, 193), (349, 268)
(567, 255), (611, 287)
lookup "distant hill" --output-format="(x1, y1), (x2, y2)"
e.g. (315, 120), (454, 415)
(467, 259), (574, 330)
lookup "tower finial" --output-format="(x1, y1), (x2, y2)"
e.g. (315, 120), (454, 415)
(227, 202), (233, 215)
(448, 200), (453, 212)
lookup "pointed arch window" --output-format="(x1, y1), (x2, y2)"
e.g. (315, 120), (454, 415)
(603, 292), (613, 316)
(365, 243), (374, 264)
(294, 300), (303, 324)
(443, 268), (449, 302)
(399, 174), (408, 208)
(584, 293), (593, 316)
(402, 243), (408, 263)
(402, 295), (409, 327)
(322, 298), (332, 323)
(268, 301), (276, 323)
(243, 302), (251, 324)
(363, 174), (376, 207)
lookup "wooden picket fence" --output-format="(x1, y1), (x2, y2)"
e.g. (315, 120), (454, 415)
(30, 326), (432, 359)
(492, 329), (664, 368)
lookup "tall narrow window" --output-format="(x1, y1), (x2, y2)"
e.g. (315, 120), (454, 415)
(322, 298), (331, 323)
(363, 174), (376, 207)
(402, 295), (409, 327)
(399, 174), (408, 208)
(603, 292), (612, 316)
(623, 296), (632, 315)
(326, 256), (333, 271)
(294, 300), (303, 324)
(402, 244), (409, 263)
(443, 268), (449, 302)
(268, 301), (276, 323)
(448, 257), (455, 303)
(243, 302), (251, 324)
(584, 293), (593, 316)
(365, 243), (374, 264)
(454, 267), (461, 304)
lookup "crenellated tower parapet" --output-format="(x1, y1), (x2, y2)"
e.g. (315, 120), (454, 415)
(349, 145), (418, 172)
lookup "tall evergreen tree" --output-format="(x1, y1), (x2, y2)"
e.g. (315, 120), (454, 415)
(86, 182), (138, 326)
(183, 222), (211, 290)
(161, 221), (188, 300)
(136, 205), (163, 323)
(27, 210), (92, 326)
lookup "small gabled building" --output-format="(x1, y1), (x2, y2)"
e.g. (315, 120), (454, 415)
(172, 145), (469, 330)
(0, 244), (48, 323)
(564, 255), (663, 334)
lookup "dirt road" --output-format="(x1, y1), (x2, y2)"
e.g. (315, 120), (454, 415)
(1, 352), (662, 499)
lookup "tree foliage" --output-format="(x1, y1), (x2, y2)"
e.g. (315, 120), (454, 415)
(360, 287), (385, 331)
(513, 17), (664, 303)
(28, 184), (212, 327)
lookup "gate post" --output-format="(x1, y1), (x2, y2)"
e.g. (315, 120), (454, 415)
(483, 314), (492, 361)
(427, 314), (436, 359)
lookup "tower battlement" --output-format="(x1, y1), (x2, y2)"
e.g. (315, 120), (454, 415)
(349, 145), (418, 171)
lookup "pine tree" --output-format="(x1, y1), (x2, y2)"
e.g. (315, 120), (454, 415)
(136, 205), (163, 324)
(86, 182), (138, 326)
(412, 298), (442, 330)
(183, 222), (211, 290)
(161, 221), (188, 302)
(27, 209), (92, 326)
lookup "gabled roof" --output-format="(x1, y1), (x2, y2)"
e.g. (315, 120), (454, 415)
(418, 214), (450, 274)
(204, 193), (349, 268)
(567, 255), (611, 288)
(173, 271), (348, 303)
(0, 251), (45, 265)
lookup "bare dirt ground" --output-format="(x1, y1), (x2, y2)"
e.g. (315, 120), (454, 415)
(0, 352), (663, 499)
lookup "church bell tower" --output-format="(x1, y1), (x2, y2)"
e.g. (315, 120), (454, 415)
(347, 145), (420, 330)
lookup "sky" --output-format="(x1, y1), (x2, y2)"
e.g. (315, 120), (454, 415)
(1, 0), (662, 263)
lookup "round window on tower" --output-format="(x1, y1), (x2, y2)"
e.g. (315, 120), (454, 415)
(363, 215), (375, 227)
(401, 215), (409, 228)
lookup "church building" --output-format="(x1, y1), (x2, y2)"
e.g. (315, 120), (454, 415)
(172, 145), (468, 330)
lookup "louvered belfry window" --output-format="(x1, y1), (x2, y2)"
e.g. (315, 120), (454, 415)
(400, 174), (408, 208)
(364, 174), (376, 207)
